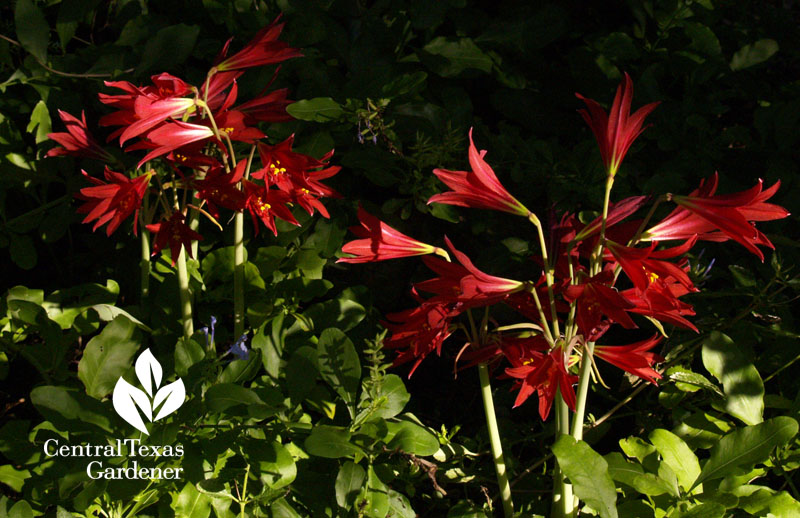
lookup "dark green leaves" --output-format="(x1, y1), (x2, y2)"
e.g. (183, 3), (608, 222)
(286, 98), (345, 122)
(420, 37), (493, 77)
(730, 39), (779, 70)
(304, 425), (364, 459)
(78, 316), (140, 399)
(317, 328), (361, 418)
(137, 24), (200, 74)
(702, 332), (764, 425)
(553, 436), (618, 518)
(14, 0), (49, 63)
(692, 417), (798, 488)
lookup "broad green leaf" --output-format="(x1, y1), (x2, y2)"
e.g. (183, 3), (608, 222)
(446, 502), (490, 517)
(421, 37), (493, 77)
(31, 386), (115, 432)
(684, 22), (721, 57)
(335, 461), (366, 509)
(9, 234), (36, 270)
(702, 332), (764, 425)
(692, 416), (798, 488)
(317, 328), (361, 418)
(619, 436), (656, 463)
(666, 366), (723, 396)
(673, 412), (732, 449)
(26, 100), (50, 144)
(604, 452), (676, 497)
(302, 297), (365, 333)
(649, 429), (701, 491)
(0, 465), (30, 492)
(363, 466), (389, 518)
(172, 482), (211, 518)
(730, 39), (779, 70)
(204, 384), (263, 412)
(90, 305), (151, 331)
(7, 500), (32, 518)
(386, 420), (440, 456)
(733, 486), (800, 517)
(175, 337), (205, 376)
(78, 316), (140, 398)
(137, 24), (200, 74)
(269, 498), (302, 518)
(386, 489), (415, 518)
(304, 425), (364, 459)
(14, 0), (49, 63)
(370, 374), (410, 419)
(286, 346), (319, 405)
(286, 98), (344, 122)
(56, 0), (100, 48)
(669, 502), (725, 518)
(245, 440), (296, 489)
(42, 280), (119, 329)
(552, 436), (618, 518)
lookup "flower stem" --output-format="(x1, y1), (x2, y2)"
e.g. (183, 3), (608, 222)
(233, 210), (245, 337)
(478, 362), (514, 518)
(553, 390), (575, 518)
(140, 219), (150, 301)
(175, 245), (194, 338)
(570, 341), (594, 441)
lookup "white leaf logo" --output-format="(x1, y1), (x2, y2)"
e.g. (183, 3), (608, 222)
(112, 348), (185, 435)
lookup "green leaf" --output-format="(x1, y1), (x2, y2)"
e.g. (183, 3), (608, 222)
(370, 374), (410, 420)
(673, 412), (733, 449)
(666, 366), (724, 396)
(304, 425), (364, 459)
(26, 100), (51, 144)
(14, 0), (49, 63)
(335, 461), (366, 509)
(702, 332), (764, 425)
(172, 482), (211, 518)
(730, 39), (779, 70)
(317, 328), (361, 419)
(692, 416), (799, 489)
(204, 384), (263, 412)
(649, 429), (701, 491)
(604, 452), (677, 497)
(386, 489), (415, 518)
(7, 500), (32, 518)
(619, 436), (656, 463)
(42, 280), (119, 329)
(684, 22), (721, 57)
(78, 316), (140, 399)
(421, 37), (493, 77)
(552, 436), (618, 518)
(363, 466), (389, 518)
(245, 440), (296, 489)
(137, 24), (200, 74)
(386, 420), (440, 456)
(669, 502), (726, 518)
(0, 464), (30, 492)
(175, 337), (205, 376)
(9, 233), (36, 270)
(286, 98), (344, 122)
(30, 385), (113, 432)
(286, 346), (319, 405)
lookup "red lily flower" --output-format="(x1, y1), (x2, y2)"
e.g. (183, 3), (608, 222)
(571, 195), (649, 245)
(75, 168), (151, 236)
(119, 97), (197, 146)
(621, 276), (698, 332)
(251, 135), (329, 192)
(505, 347), (578, 419)
(243, 181), (299, 236)
(236, 88), (294, 123)
(384, 301), (456, 377)
(46, 110), (114, 162)
(643, 173), (789, 261)
(215, 18), (303, 72)
(136, 122), (217, 168)
(194, 161), (248, 218)
(594, 335), (664, 385)
(214, 110), (266, 143)
(416, 237), (525, 306)
(576, 73), (659, 176)
(563, 270), (636, 339)
(605, 238), (697, 292)
(429, 128), (532, 217)
(338, 206), (443, 263)
(146, 211), (203, 265)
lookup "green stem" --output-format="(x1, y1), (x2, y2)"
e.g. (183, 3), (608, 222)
(233, 210), (245, 337)
(239, 463), (250, 518)
(140, 219), (150, 302)
(570, 341), (594, 441)
(553, 390), (575, 518)
(478, 363), (514, 518)
(175, 245), (194, 338)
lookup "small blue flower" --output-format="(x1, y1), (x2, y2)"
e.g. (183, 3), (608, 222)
(227, 333), (249, 361)
(201, 316), (218, 349)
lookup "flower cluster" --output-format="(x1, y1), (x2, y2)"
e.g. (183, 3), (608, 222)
(47, 17), (339, 263)
(339, 75), (788, 420)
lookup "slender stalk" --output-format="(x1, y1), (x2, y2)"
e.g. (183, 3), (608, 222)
(239, 463), (250, 518)
(233, 146), (256, 338)
(570, 341), (594, 441)
(553, 390), (574, 518)
(175, 245), (194, 338)
(139, 216), (150, 301)
(478, 362), (514, 518)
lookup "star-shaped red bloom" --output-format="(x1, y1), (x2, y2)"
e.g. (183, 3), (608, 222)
(75, 168), (151, 236)
(146, 211), (203, 265)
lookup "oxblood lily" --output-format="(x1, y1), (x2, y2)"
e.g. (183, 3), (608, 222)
(605, 238), (697, 292)
(75, 168), (151, 236)
(251, 135), (328, 192)
(236, 88), (294, 123)
(384, 301), (456, 377)
(416, 237), (525, 306)
(429, 129), (532, 218)
(576, 73), (659, 176)
(338, 206), (444, 263)
(594, 335), (664, 385)
(146, 211), (203, 265)
(621, 277), (698, 332)
(119, 97), (197, 146)
(194, 162), (247, 218)
(643, 173), (789, 261)
(243, 181), (298, 236)
(214, 110), (265, 143)
(136, 122), (217, 168)
(563, 270), (637, 339)
(215, 18), (303, 72)
(46, 110), (115, 162)
(505, 347), (578, 419)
